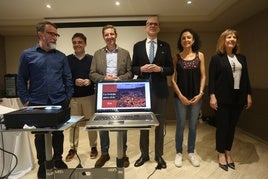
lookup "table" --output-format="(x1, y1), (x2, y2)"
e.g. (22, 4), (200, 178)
(1, 113), (155, 179)
(0, 116), (84, 179)
(0, 129), (34, 178)
(0, 98), (23, 109)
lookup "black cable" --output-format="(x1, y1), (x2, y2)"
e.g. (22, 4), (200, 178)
(0, 117), (18, 178)
(147, 168), (158, 179)
(68, 120), (86, 179)
(0, 135), (18, 178)
(146, 119), (167, 179)
(73, 120), (83, 164)
(0, 129), (5, 177)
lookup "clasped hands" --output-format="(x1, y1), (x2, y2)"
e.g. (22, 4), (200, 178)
(104, 74), (120, 80)
(180, 94), (202, 105)
(141, 64), (162, 73)
(75, 78), (91, 86)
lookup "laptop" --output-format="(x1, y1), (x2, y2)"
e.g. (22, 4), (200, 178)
(85, 80), (159, 130)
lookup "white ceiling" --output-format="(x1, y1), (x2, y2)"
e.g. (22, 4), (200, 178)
(0, 0), (267, 35)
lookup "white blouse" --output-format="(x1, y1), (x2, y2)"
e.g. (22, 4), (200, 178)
(227, 55), (242, 89)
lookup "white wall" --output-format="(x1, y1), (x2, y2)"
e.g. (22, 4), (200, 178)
(57, 26), (147, 58)
(5, 26), (147, 74)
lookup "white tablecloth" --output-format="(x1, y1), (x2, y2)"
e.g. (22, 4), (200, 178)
(1, 97), (23, 109)
(0, 100), (34, 178)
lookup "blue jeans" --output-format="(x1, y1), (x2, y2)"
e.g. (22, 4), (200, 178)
(174, 97), (202, 153)
(99, 130), (127, 155)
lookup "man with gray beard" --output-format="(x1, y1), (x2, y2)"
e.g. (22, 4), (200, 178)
(17, 21), (73, 179)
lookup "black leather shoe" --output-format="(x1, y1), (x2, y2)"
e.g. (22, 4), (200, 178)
(134, 156), (150, 167)
(54, 160), (68, 169)
(227, 162), (235, 170)
(219, 163), (228, 171)
(155, 157), (167, 169)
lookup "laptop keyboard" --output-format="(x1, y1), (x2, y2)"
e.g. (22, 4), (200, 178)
(94, 114), (152, 121)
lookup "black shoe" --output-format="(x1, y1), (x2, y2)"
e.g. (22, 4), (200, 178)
(227, 162), (235, 170)
(155, 157), (167, 169)
(37, 163), (46, 179)
(219, 163), (228, 171)
(134, 156), (150, 167)
(54, 160), (68, 169)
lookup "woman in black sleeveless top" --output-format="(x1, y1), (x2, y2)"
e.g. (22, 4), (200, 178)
(171, 29), (206, 167)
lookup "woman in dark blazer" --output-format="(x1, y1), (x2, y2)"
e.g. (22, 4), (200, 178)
(208, 29), (252, 171)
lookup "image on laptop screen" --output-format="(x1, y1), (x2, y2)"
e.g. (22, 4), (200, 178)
(96, 80), (151, 112)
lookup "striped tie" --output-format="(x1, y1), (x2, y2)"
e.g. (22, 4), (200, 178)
(149, 41), (154, 63)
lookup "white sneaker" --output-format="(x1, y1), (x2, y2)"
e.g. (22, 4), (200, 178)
(188, 153), (200, 167)
(174, 153), (182, 167)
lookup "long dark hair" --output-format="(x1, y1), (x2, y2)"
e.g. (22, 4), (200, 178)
(177, 28), (201, 52)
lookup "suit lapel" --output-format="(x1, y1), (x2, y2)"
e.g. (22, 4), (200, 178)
(222, 55), (233, 73)
(236, 55), (243, 66)
(141, 40), (150, 62)
(100, 48), (107, 72)
(154, 40), (163, 62)
(117, 48), (123, 69)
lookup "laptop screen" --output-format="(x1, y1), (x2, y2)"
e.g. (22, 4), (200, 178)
(96, 80), (151, 112)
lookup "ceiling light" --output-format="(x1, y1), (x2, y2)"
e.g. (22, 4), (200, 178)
(187, 1), (192, 4)
(46, 4), (51, 8)
(115, 1), (120, 6)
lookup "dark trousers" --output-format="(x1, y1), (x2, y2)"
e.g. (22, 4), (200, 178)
(215, 93), (244, 153)
(34, 131), (64, 165)
(31, 98), (69, 165)
(139, 93), (167, 159)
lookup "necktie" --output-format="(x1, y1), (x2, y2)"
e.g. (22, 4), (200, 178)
(149, 41), (154, 63)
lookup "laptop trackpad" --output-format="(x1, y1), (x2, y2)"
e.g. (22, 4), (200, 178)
(108, 121), (124, 125)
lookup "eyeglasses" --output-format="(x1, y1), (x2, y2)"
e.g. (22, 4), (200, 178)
(45, 31), (60, 37)
(146, 22), (159, 27)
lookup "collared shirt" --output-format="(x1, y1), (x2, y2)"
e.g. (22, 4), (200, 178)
(73, 53), (86, 60)
(105, 46), (118, 76)
(17, 45), (73, 105)
(146, 38), (157, 59)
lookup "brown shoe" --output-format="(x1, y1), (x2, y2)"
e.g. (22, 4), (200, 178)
(123, 156), (130, 168)
(65, 149), (76, 162)
(95, 154), (110, 168)
(90, 147), (98, 159)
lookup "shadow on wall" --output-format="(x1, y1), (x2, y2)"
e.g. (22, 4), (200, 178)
(199, 87), (268, 143)
(238, 88), (268, 142)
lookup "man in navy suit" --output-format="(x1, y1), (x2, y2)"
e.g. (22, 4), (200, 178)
(132, 16), (174, 169)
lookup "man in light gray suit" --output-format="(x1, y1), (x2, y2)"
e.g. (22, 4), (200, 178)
(90, 25), (133, 168)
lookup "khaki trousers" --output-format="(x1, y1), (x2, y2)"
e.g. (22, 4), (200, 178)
(69, 95), (97, 149)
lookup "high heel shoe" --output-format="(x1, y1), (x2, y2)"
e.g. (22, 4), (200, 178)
(219, 163), (228, 171)
(227, 162), (235, 170)
(218, 153), (228, 171)
(225, 150), (235, 170)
